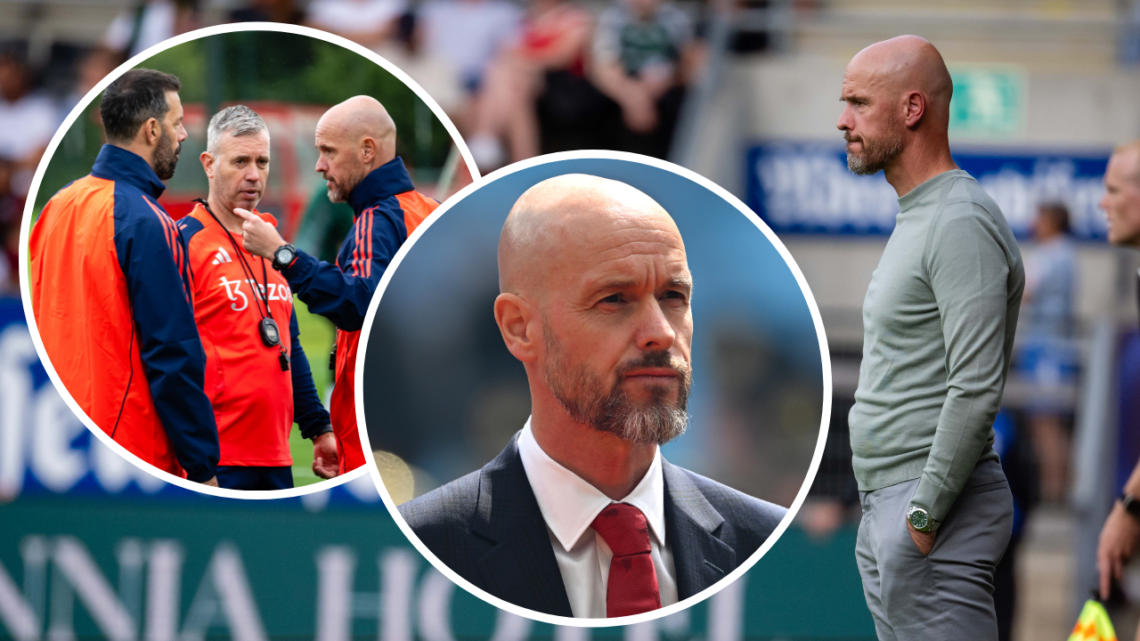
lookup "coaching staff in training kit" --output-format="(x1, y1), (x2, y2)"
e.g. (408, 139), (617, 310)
(398, 175), (786, 619)
(235, 96), (439, 475)
(177, 106), (338, 490)
(30, 69), (220, 486)
(1096, 141), (1140, 617)
(839, 36), (1024, 640)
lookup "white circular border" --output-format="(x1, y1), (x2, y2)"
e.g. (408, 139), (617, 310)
(354, 150), (834, 627)
(17, 22), (481, 500)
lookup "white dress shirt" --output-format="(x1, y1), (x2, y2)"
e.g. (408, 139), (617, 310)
(517, 419), (678, 618)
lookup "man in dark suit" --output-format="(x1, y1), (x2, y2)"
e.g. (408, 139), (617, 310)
(399, 174), (786, 619)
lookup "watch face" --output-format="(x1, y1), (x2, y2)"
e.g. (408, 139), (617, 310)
(909, 509), (929, 530)
(275, 246), (294, 266)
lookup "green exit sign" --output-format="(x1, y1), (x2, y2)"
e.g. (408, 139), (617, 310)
(949, 67), (1026, 136)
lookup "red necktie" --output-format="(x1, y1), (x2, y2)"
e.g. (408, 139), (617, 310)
(591, 503), (661, 617)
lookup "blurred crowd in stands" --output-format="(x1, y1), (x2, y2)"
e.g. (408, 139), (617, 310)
(0, 0), (740, 294)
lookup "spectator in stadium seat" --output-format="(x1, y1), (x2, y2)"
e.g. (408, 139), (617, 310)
(398, 174), (786, 618)
(371, 14), (464, 116)
(0, 51), (61, 197)
(464, 0), (594, 170)
(417, 0), (522, 124)
(838, 36), (1023, 640)
(0, 160), (18, 293)
(233, 95), (439, 477)
(177, 105), (338, 490)
(103, 0), (200, 60)
(590, 0), (700, 159)
(1017, 202), (1077, 504)
(29, 69), (220, 486)
(305, 0), (407, 48)
(60, 48), (120, 124)
(1096, 141), (1140, 624)
(231, 0), (306, 24)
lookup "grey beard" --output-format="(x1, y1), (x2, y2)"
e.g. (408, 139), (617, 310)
(543, 328), (691, 445)
(846, 134), (903, 176)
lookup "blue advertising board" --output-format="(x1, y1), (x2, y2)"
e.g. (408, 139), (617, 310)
(746, 142), (1110, 240)
(0, 294), (878, 640)
(0, 295), (374, 507)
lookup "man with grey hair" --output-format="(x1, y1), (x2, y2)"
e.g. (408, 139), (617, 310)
(839, 37), (1024, 639)
(177, 105), (339, 490)
(397, 174), (786, 618)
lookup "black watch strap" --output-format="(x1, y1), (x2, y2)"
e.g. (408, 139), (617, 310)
(1122, 493), (1140, 520)
(303, 423), (333, 442)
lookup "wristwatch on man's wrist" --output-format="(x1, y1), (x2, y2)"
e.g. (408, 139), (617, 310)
(906, 506), (939, 533)
(1120, 493), (1140, 521)
(272, 244), (297, 271)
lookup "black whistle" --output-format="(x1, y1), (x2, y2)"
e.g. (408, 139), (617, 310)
(279, 350), (290, 372)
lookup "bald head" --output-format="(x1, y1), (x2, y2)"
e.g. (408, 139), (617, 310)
(838, 36), (959, 188)
(848, 36), (953, 118)
(320, 95), (396, 150)
(498, 175), (684, 299)
(314, 95), (398, 202)
(1103, 140), (1140, 246)
(494, 175), (694, 453)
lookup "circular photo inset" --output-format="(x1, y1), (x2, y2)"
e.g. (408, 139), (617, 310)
(358, 152), (830, 625)
(21, 23), (476, 497)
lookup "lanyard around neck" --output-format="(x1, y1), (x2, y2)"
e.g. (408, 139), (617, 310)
(195, 199), (275, 325)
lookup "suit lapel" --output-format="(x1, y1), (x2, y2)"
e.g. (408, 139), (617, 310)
(472, 436), (573, 617)
(663, 461), (736, 600)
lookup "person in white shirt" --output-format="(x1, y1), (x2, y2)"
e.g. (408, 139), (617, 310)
(398, 174), (786, 619)
(103, 0), (197, 59)
(0, 53), (60, 197)
(305, 0), (407, 48)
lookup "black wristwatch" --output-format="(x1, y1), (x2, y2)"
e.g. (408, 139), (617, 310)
(272, 244), (297, 271)
(1121, 493), (1140, 521)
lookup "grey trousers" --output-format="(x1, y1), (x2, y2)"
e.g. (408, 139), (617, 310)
(855, 458), (1014, 641)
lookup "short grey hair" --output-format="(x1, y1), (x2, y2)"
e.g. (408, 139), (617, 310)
(206, 105), (268, 153)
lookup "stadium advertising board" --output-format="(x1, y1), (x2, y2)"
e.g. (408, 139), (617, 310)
(746, 143), (1110, 240)
(0, 296), (876, 639)
(0, 297), (172, 499)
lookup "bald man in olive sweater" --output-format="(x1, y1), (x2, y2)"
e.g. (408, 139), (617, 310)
(838, 36), (1024, 641)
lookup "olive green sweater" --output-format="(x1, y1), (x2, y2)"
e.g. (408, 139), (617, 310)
(849, 169), (1024, 522)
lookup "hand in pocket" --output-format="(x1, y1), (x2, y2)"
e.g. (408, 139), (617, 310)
(908, 520), (936, 556)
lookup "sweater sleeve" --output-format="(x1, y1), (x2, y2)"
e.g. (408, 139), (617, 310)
(911, 202), (1011, 522)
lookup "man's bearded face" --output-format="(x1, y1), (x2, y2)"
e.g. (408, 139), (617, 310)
(153, 125), (182, 181)
(542, 318), (691, 445)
